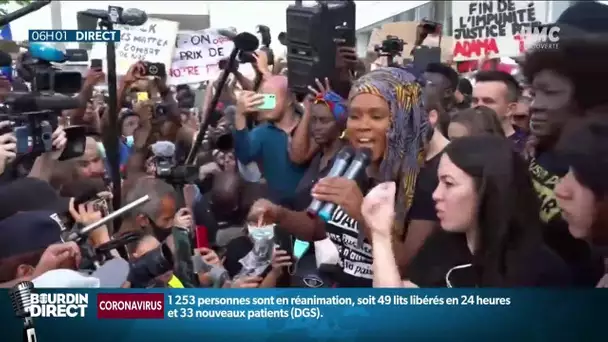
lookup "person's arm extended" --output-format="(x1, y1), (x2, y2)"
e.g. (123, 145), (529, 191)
(27, 155), (54, 181)
(233, 120), (265, 166)
(289, 100), (319, 164)
(234, 70), (254, 91)
(65, 70), (103, 123)
(275, 206), (326, 242)
(372, 233), (404, 288)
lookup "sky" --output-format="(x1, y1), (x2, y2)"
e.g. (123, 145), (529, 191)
(3, 0), (428, 51)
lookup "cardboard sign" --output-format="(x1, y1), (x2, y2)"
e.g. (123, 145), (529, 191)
(452, 0), (548, 61)
(92, 18), (178, 75)
(168, 29), (234, 86)
(366, 21), (453, 65)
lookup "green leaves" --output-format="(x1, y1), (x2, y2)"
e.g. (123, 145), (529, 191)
(0, 0), (33, 16)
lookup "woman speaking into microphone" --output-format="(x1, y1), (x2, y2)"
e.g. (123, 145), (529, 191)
(248, 67), (437, 287)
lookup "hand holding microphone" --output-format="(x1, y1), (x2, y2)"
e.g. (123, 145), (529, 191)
(311, 148), (372, 223)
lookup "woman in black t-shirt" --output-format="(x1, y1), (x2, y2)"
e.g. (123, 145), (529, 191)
(366, 136), (572, 288)
(555, 118), (608, 287)
(248, 68), (434, 287)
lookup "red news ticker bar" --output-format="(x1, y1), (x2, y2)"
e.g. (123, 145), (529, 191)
(97, 293), (165, 319)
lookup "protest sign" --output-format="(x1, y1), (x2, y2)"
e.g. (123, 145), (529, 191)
(452, 0), (548, 61)
(92, 18), (178, 75)
(167, 29), (234, 85)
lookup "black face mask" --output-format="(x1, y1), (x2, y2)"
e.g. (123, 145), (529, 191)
(147, 216), (172, 242)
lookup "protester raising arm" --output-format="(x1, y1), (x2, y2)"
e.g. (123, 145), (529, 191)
(259, 247), (293, 288)
(0, 121), (17, 177)
(232, 91), (265, 164)
(27, 125), (68, 182)
(361, 182), (409, 288)
(288, 79), (336, 164)
(65, 68), (105, 125)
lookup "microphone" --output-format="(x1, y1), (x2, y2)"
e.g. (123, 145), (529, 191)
(217, 28), (238, 40)
(8, 281), (37, 342)
(11, 93), (83, 112)
(77, 8), (147, 27)
(29, 43), (67, 63)
(307, 146), (355, 217)
(318, 148), (372, 222)
(151, 140), (176, 158)
(0, 0), (51, 27)
(233, 32), (259, 52)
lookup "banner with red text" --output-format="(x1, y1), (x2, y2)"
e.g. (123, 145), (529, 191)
(167, 29), (234, 86)
(452, 0), (548, 61)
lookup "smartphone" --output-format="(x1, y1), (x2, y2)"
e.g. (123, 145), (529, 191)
(91, 59), (103, 71)
(142, 62), (166, 77)
(14, 125), (30, 154)
(136, 91), (149, 102)
(258, 94), (276, 110)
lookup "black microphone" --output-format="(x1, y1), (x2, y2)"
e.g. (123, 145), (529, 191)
(8, 281), (37, 342)
(0, 51), (12, 68)
(12, 94), (83, 112)
(318, 148), (372, 222)
(307, 146), (355, 217)
(0, 0), (51, 27)
(77, 8), (147, 26)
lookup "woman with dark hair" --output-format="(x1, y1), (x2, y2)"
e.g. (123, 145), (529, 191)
(554, 117), (608, 287)
(447, 106), (505, 139)
(366, 136), (572, 287)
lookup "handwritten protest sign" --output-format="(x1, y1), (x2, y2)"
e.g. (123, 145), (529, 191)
(167, 29), (234, 86)
(92, 18), (178, 75)
(452, 0), (547, 61)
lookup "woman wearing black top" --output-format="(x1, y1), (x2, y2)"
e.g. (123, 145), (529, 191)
(248, 67), (436, 287)
(555, 118), (608, 287)
(366, 136), (572, 287)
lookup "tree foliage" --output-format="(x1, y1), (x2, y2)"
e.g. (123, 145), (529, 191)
(0, 0), (33, 16)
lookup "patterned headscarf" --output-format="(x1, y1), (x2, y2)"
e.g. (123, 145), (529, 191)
(314, 90), (347, 122)
(349, 67), (429, 238)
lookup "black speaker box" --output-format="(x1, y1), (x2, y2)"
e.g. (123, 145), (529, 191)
(285, 1), (355, 97)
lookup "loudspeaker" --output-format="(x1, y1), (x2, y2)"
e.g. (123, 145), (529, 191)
(285, 1), (355, 97)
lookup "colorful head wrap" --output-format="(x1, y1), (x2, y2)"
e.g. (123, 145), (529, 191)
(349, 67), (429, 238)
(314, 90), (347, 122)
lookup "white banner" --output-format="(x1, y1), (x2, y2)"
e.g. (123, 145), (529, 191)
(92, 18), (178, 75)
(451, 0), (548, 61)
(167, 29), (234, 85)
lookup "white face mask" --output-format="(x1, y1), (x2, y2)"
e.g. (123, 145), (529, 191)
(124, 135), (134, 148)
(247, 223), (275, 240)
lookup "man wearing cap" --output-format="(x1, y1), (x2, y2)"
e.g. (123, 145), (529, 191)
(0, 178), (72, 221)
(0, 211), (74, 283)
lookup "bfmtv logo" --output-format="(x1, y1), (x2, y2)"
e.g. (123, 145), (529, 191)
(520, 26), (560, 50)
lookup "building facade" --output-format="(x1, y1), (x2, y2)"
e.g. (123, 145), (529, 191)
(355, 0), (578, 56)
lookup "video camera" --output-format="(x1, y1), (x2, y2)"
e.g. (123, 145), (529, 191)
(374, 35), (405, 57)
(151, 141), (198, 185)
(0, 44), (87, 158)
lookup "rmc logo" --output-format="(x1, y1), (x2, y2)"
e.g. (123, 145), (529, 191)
(519, 26), (560, 50)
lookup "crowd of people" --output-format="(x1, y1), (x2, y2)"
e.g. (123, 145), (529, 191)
(0, 2), (607, 290)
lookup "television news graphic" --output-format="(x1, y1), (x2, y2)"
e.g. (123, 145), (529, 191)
(28, 30), (120, 43)
(285, 0), (355, 97)
(97, 293), (164, 319)
(318, 148), (372, 222)
(307, 146), (355, 216)
(9, 281), (37, 342)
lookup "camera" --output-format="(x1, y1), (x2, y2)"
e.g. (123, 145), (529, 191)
(128, 242), (174, 288)
(374, 35), (405, 56)
(154, 156), (198, 185)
